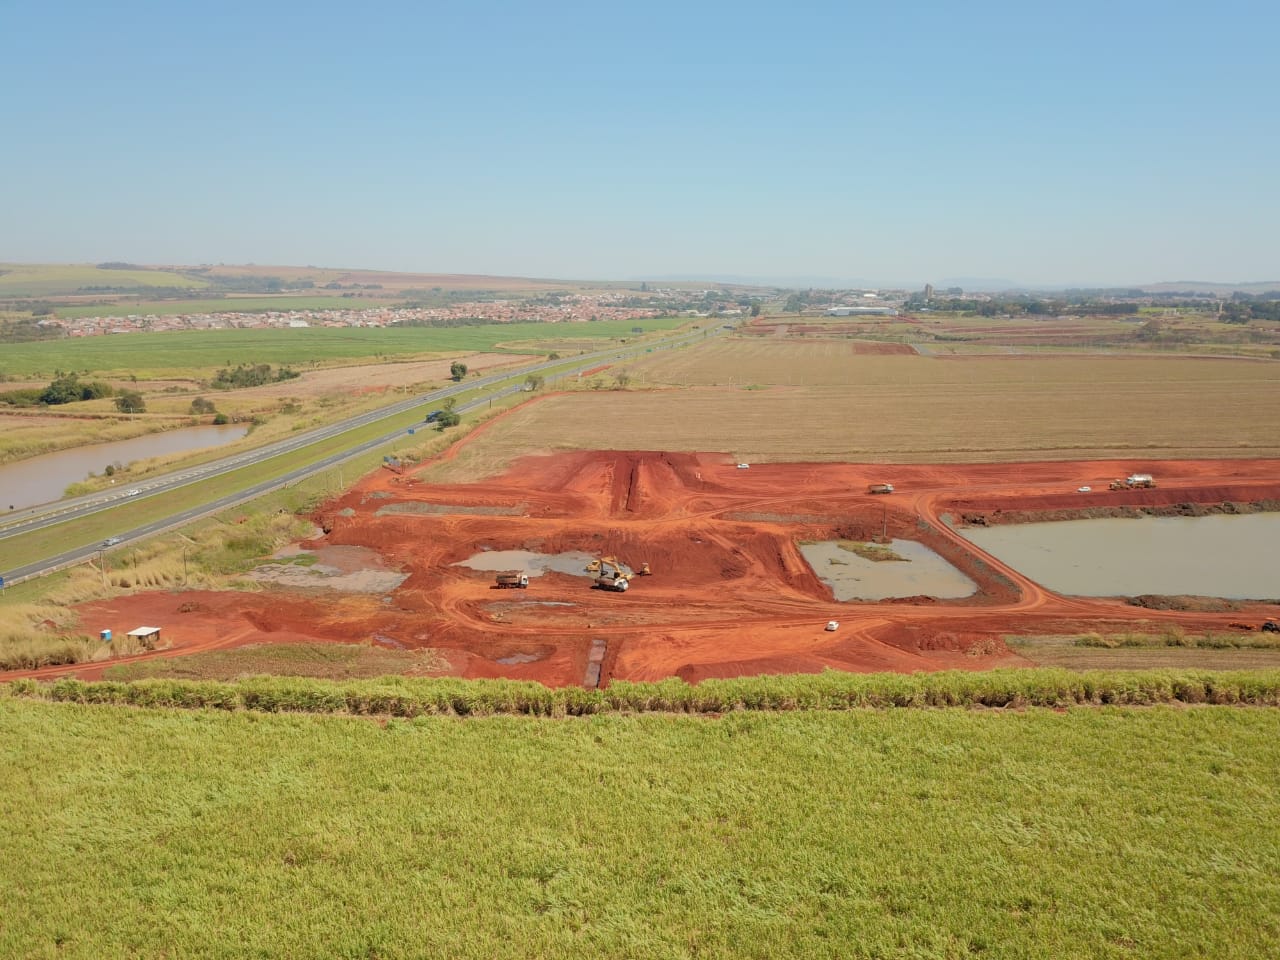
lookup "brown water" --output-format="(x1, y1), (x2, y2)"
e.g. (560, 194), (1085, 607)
(0, 424), (250, 511)
(453, 550), (605, 578)
(963, 513), (1280, 599)
(799, 540), (978, 600)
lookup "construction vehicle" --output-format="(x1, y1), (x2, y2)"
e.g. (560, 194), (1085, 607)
(494, 571), (529, 589)
(1110, 474), (1157, 491)
(586, 557), (631, 592)
(635, 562), (652, 576)
(867, 483), (894, 495)
(1264, 620), (1280, 634)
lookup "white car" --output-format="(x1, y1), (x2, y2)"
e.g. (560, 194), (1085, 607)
(1077, 486), (1092, 493)
(737, 463), (750, 469)
(825, 620), (839, 632)
(128, 489), (142, 496)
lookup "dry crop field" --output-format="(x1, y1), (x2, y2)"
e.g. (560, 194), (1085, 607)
(425, 347), (1280, 477)
(627, 338), (1280, 388)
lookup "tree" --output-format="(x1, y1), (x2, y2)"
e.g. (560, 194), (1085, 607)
(435, 410), (461, 430)
(39, 373), (86, 405)
(115, 391), (146, 414)
(450, 361), (468, 381)
(524, 375), (544, 391)
(750, 303), (762, 317)
(614, 372), (631, 389)
(190, 396), (216, 415)
(547, 352), (560, 361)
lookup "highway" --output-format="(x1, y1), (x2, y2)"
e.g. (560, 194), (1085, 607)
(0, 325), (718, 586)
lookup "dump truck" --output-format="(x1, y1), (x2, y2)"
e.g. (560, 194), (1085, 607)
(1109, 474), (1156, 491)
(494, 571), (529, 589)
(867, 483), (895, 495)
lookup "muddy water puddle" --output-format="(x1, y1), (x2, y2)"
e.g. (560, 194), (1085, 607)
(800, 540), (977, 600)
(251, 544), (409, 593)
(453, 549), (606, 578)
(963, 513), (1280, 599)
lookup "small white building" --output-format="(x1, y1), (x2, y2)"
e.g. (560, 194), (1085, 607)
(126, 626), (162, 649)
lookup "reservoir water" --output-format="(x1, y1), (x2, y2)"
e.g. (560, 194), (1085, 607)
(799, 540), (977, 601)
(962, 513), (1280, 599)
(0, 424), (250, 511)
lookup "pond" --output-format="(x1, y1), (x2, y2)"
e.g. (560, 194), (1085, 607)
(452, 549), (607, 578)
(962, 513), (1280, 599)
(799, 540), (977, 601)
(0, 423), (251, 511)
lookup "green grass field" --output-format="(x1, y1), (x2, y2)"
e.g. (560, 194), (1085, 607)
(0, 263), (208, 297)
(1, 696), (1276, 959)
(0, 321), (687, 379)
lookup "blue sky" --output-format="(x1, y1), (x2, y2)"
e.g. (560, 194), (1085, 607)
(3, 0), (1277, 286)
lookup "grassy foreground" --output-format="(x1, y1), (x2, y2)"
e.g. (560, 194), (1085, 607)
(1, 695), (1277, 959)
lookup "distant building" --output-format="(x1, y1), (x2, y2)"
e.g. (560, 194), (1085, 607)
(923, 283), (934, 301)
(826, 306), (897, 316)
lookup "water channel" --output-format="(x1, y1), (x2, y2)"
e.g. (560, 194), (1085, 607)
(962, 513), (1280, 599)
(0, 424), (250, 511)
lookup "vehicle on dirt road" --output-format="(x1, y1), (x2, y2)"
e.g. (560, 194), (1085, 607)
(868, 483), (894, 494)
(1110, 474), (1156, 490)
(495, 572), (529, 589)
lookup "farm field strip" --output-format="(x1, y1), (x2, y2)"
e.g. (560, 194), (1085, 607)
(627, 339), (1280, 388)
(424, 382), (1280, 474)
(2, 700), (1277, 959)
(0, 319), (688, 379)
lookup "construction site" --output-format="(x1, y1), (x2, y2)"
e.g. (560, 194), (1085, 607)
(28, 448), (1280, 688)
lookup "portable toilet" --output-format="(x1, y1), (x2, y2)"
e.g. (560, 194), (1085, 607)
(100, 629), (112, 643)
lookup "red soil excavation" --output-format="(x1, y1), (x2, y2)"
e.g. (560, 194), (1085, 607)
(14, 453), (1280, 687)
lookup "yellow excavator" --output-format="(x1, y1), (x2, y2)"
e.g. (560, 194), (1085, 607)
(585, 556), (634, 592)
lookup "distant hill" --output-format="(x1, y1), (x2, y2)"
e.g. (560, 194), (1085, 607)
(1138, 280), (1280, 295)
(0, 263), (209, 298)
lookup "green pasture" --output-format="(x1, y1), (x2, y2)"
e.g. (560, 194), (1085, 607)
(0, 696), (1276, 959)
(0, 320), (687, 378)
(0, 263), (208, 297)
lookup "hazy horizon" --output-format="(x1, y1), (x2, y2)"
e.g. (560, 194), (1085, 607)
(4, 1), (1276, 285)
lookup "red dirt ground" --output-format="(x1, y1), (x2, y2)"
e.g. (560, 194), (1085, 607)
(13, 454), (1280, 687)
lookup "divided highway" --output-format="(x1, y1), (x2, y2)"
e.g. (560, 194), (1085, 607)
(0, 325), (720, 586)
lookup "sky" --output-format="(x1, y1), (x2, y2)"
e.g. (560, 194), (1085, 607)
(3, 0), (1277, 287)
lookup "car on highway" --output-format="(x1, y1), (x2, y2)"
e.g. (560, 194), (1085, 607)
(128, 489), (142, 496)
(101, 536), (122, 547)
